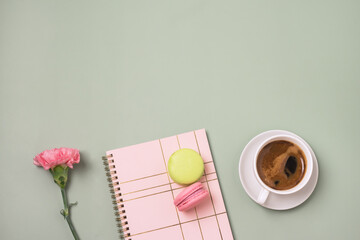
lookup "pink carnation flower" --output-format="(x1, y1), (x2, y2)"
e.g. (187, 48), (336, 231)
(34, 148), (80, 170)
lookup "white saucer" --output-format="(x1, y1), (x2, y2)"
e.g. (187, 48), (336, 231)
(239, 130), (319, 210)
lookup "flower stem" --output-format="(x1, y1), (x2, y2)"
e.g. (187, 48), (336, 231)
(61, 188), (79, 240)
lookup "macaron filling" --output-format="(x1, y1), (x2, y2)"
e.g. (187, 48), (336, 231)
(175, 188), (204, 207)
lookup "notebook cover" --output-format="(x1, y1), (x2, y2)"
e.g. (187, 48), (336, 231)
(103, 129), (234, 240)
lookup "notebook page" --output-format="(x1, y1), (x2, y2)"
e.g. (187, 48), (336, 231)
(106, 129), (234, 240)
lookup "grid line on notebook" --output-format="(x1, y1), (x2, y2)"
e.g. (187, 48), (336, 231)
(159, 139), (185, 240)
(194, 208), (204, 239)
(176, 135), (181, 148)
(122, 177), (218, 196)
(123, 189), (175, 203)
(194, 131), (224, 240)
(119, 162), (214, 185)
(121, 171), (216, 193)
(176, 135), (205, 240)
(119, 172), (168, 184)
(118, 178), (219, 203)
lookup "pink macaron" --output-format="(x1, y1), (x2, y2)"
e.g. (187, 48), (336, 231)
(174, 182), (209, 212)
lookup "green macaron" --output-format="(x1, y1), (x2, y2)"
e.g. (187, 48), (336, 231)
(168, 148), (204, 185)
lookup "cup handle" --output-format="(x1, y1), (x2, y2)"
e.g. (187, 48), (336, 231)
(257, 188), (269, 205)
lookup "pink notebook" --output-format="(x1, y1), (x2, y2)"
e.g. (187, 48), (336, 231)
(103, 129), (234, 240)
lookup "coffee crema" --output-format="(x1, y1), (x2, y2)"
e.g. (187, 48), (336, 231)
(256, 140), (306, 190)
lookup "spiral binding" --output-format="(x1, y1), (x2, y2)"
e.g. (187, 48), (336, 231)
(103, 154), (132, 240)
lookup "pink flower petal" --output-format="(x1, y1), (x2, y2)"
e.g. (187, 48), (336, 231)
(33, 148), (80, 170)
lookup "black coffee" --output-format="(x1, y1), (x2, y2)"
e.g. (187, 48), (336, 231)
(256, 140), (306, 190)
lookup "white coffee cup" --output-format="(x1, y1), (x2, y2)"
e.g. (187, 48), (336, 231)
(254, 134), (313, 205)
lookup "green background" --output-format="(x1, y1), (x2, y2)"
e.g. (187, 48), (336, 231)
(1, 0), (359, 239)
